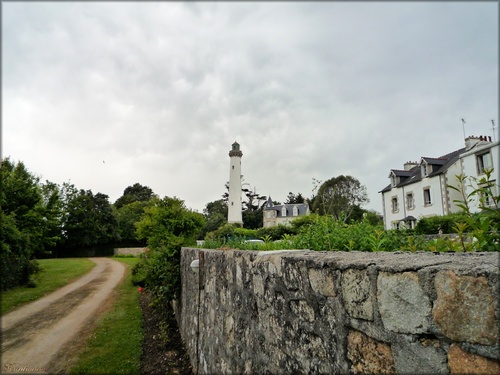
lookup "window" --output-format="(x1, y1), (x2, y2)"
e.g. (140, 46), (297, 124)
(406, 193), (414, 210)
(391, 175), (397, 187)
(423, 188), (432, 206)
(391, 197), (399, 213)
(477, 152), (493, 175)
(421, 163), (428, 177)
(293, 205), (298, 216)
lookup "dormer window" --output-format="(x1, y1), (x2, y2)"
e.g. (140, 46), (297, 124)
(293, 205), (298, 216)
(281, 207), (287, 217)
(390, 174), (397, 187)
(421, 163), (429, 177)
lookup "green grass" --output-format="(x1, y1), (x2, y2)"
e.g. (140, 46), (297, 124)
(69, 257), (143, 375)
(1, 258), (96, 315)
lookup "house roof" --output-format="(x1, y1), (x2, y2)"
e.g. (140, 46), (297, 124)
(264, 197), (309, 217)
(380, 147), (465, 193)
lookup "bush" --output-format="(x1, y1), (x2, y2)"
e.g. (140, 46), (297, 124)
(414, 213), (467, 235)
(133, 196), (205, 306)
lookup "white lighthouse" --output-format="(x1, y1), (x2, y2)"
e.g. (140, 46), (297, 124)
(227, 141), (243, 225)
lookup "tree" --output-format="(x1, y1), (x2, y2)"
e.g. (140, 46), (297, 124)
(241, 184), (266, 229)
(201, 199), (228, 238)
(0, 158), (47, 289)
(285, 192), (305, 204)
(114, 183), (155, 209)
(136, 196), (205, 251)
(242, 184), (267, 212)
(62, 189), (118, 249)
(134, 196), (205, 304)
(115, 201), (150, 245)
(222, 181), (266, 229)
(312, 175), (369, 222)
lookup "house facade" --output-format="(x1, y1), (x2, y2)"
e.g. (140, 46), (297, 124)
(263, 197), (310, 227)
(380, 135), (499, 230)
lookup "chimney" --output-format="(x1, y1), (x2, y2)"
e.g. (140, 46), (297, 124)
(465, 135), (480, 150)
(404, 161), (418, 171)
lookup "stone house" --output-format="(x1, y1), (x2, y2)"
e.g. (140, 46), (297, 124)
(263, 197), (310, 228)
(380, 135), (499, 230)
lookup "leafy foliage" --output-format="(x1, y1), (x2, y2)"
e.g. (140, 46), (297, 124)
(312, 175), (369, 222)
(62, 189), (118, 249)
(200, 199), (228, 238)
(285, 192), (305, 204)
(114, 183), (155, 209)
(133, 196), (205, 305)
(114, 201), (151, 245)
(1, 158), (47, 289)
(415, 213), (468, 235)
(447, 170), (500, 251)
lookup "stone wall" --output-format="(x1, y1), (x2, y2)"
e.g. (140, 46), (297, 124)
(177, 248), (500, 374)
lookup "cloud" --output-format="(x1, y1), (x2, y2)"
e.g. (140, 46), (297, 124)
(3, 2), (498, 213)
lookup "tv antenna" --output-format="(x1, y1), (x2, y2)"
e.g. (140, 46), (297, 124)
(492, 120), (496, 142)
(461, 118), (466, 140)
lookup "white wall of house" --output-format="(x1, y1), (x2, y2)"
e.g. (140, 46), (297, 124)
(382, 173), (449, 230)
(263, 205), (309, 228)
(459, 141), (499, 213)
(381, 138), (499, 230)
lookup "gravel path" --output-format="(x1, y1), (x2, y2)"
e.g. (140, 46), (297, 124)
(1, 258), (126, 374)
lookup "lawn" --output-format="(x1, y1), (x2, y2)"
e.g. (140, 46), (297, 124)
(1, 258), (96, 315)
(68, 256), (143, 375)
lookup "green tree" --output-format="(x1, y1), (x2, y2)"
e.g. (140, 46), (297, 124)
(0, 158), (45, 289)
(241, 184), (266, 229)
(115, 201), (150, 245)
(200, 199), (228, 238)
(134, 196), (205, 304)
(62, 189), (118, 249)
(114, 183), (155, 209)
(285, 192), (305, 204)
(312, 175), (369, 222)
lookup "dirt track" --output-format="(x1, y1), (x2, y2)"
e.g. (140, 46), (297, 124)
(1, 258), (125, 374)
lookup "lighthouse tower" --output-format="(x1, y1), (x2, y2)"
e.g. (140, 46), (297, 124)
(228, 141), (243, 225)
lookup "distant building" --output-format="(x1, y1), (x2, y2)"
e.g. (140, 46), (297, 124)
(263, 197), (310, 227)
(228, 142), (243, 225)
(380, 135), (499, 230)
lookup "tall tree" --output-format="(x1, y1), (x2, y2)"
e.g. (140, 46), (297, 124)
(201, 199), (228, 237)
(285, 192), (305, 204)
(312, 175), (369, 222)
(0, 158), (52, 288)
(241, 184), (266, 229)
(115, 201), (150, 245)
(114, 183), (155, 209)
(136, 196), (205, 251)
(62, 189), (118, 249)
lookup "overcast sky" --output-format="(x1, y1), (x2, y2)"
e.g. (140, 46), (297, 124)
(3, 2), (498, 214)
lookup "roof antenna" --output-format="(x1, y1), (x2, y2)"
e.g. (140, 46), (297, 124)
(461, 118), (466, 140)
(492, 120), (496, 142)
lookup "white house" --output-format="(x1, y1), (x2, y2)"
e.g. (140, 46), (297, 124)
(380, 135), (499, 230)
(263, 197), (310, 227)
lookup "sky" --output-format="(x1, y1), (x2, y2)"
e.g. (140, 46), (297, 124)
(2, 2), (498, 214)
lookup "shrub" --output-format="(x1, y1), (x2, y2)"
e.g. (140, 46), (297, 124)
(133, 196), (205, 306)
(414, 213), (467, 235)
